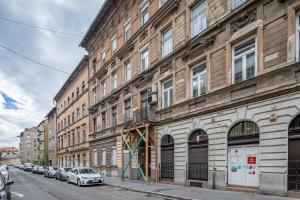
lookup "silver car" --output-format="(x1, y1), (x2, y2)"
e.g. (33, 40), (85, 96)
(44, 166), (57, 178)
(67, 168), (104, 186)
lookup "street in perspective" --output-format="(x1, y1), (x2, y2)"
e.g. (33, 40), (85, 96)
(1, 0), (300, 200)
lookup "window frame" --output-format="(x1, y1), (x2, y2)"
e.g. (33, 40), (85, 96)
(92, 88), (97, 105)
(231, 0), (247, 10)
(231, 36), (257, 84)
(162, 27), (173, 58)
(111, 34), (117, 55)
(159, 0), (167, 7)
(162, 79), (173, 108)
(111, 147), (117, 166)
(124, 62), (132, 82)
(111, 71), (118, 90)
(140, 0), (149, 26)
(124, 19), (131, 43)
(190, 63), (206, 98)
(191, 0), (207, 38)
(112, 106), (118, 126)
(140, 44), (149, 72)
(101, 48), (106, 66)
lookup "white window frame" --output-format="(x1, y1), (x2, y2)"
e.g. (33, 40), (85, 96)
(191, 0), (207, 38)
(140, 44), (149, 72)
(159, 0), (168, 7)
(111, 34), (117, 55)
(162, 79), (173, 108)
(101, 80), (106, 98)
(112, 72), (117, 90)
(162, 28), (173, 57)
(232, 0), (247, 10)
(125, 62), (132, 82)
(231, 36), (257, 84)
(296, 12), (300, 62)
(111, 147), (117, 166)
(101, 48), (106, 66)
(190, 63), (206, 98)
(93, 88), (97, 104)
(124, 99), (132, 119)
(124, 19), (131, 43)
(140, 0), (149, 26)
(102, 149), (106, 165)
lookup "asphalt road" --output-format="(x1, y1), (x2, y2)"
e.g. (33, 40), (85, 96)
(8, 168), (167, 200)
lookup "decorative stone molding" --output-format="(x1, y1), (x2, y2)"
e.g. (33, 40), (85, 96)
(117, 43), (135, 60)
(230, 9), (257, 35)
(151, 0), (180, 28)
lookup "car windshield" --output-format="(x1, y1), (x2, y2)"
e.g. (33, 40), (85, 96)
(79, 168), (97, 174)
(50, 167), (57, 170)
(62, 168), (71, 172)
(0, 167), (7, 172)
(39, 167), (44, 170)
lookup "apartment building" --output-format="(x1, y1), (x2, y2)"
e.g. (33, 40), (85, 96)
(0, 147), (20, 166)
(37, 119), (49, 166)
(55, 56), (90, 168)
(80, 0), (300, 196)
(46, 107), (57, 166)
(19, 127), (39, 163)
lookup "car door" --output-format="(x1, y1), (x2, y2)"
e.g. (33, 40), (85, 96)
(69, 169), (74, 182)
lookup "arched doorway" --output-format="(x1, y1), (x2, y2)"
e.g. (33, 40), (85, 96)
(160, 135), (174, 180)
(227, 121), (259, 187)
(288, 115), (300, 191)
(188, 129), (208, 181)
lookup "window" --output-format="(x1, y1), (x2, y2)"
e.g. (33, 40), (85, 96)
(82, 104), (86, 116)
(102, 112), (106, 130)
(77, 131), (80, 144)
(64, 101), (66, 109)
(140, 45), (149, 72)
(125, 62), (132, 82)
(140, 0), (149, 26)
(232, 37), (256, 84)
(111, 148), (117, 166)
(112, 71), (117, 90)
(92, 59), (96, 75)
(76, 87), (79, 97)
(162, 28), (173, 57)
(191, 0), (207, 38)
(67, 97), (70, 105)
(111, 34), (117, 55)
(82, 129), (86, 143)
(162, 79), (173, 108)
(93, 148), (97, 166)
(160, 0), (167, 7)
(296, 12), (300, 62)
(112, 106), (117, 126)
(64, 118), (67, 128)
(72, 133), (75, 145)
(101, 48), (106, 66)
(72, 112), (75, 123)
(82, 81), (85, 91)
(77, 108), (80, 120)
(58, 123), (60, 132)
(71, 92), (74, 101)
(124, 19), (131, 42)
(93, 118), (97, 133)
(101, 80), (106, 98)
(102, 149), (106, 165)
(93, 88), (97, 104)
(232, 0), (247, 9)
(124, 99), (132, 121)
(191, 63), (206, 98)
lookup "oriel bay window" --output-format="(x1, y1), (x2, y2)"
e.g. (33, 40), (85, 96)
(191, 63), (206, 98)
(191, 0), (207, 38)
(232, 37), (256, 84)
(162, 28), (173, 57)
(162, 79), (173, 108)
(140, 44), (149, 72)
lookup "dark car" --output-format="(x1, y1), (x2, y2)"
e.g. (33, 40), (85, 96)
(0, 171), (13, 200)
(55, 168), (71, 181)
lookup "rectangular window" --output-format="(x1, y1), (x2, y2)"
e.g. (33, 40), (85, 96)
(140, 0), (149, 26)
(77, 131), (80, 144)
(77, 108), (80, 120)
(72, 112), (75, 123)
(162, 79), (173, 108)
(82, 104), (86, 116)
(102, 149), (106, 165)
(160, 0), (167, 7)
(82, 129), (86, 143)
(125, 62), (132, 82)
(101, 80), (106, 98)
(101, 112), (106, 130)
(111, 71), (117, 90)
(101, 48), (106, 66)
(232, 37), (256, 84)
(162, 28), (173, 57)
(111, 34), (117, 55)
(124, 99), (132, 121)
(93, 118), (97, 133)
(112, 106), (117, 126)
(124, 19), (131, 42)
(93, 88), (97, 104)
(111, 148), (117, 166)
(140, 44), (149, 72)
(232, 0), (247, 9)
(296, 12), (300, 62)
(191, 0), (207, 38)
(191, 63), (206, 98)
(92, 59), (96, 75)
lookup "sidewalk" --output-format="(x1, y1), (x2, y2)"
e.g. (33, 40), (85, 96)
(104, 176), (297, 200)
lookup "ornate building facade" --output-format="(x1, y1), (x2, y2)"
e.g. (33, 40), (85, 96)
(80, 0), (300, 196)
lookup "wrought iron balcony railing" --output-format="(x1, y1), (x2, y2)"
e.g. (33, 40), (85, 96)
(123, 107), (159, 129)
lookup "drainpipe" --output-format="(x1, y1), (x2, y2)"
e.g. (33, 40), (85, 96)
(212, 115), (216, 190)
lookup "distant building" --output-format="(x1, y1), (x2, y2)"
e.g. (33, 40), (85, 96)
(37, 119), (49, 166)
(19, 127), (39, 163)
(46, 107), (57, 166)
(0, 147), (20, 166)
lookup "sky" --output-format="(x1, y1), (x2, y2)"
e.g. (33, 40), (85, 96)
(0, 0), (104, 147)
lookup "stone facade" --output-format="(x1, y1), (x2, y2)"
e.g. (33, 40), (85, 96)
(55, 56), (90, 168)
(37, 119), (49, 166)
(19, 127), (39, 163)
(80, 0), (300, 196)
(46, 107), (57, 166)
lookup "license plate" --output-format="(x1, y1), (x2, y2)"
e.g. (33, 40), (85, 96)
(92, 180), (98, 183)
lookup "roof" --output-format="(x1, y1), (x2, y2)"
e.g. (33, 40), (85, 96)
(54, 56), (89, 101)
(45, 107), (56, 118)
(79, 0), (114, 48)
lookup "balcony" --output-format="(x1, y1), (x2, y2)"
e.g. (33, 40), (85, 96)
(123, 107), (159, 129)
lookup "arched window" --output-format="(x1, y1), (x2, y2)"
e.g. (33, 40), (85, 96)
(228, 121), (259, 145)
(289, 115), (300, 134)
(189, 129), (208, 145)
(161, 135), (174, 146)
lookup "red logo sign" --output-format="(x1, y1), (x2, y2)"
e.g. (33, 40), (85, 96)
(247, 156), (256, 164)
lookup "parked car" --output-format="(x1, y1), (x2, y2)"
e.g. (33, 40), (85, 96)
(0, 171), (13, 200)
(67, 167), (104, 186)
(44, 167), (57, 178)
(23, 163), (33, 172)
(55, 168), (71, 181)
(32, 165), (40, 174)
(0, 166), (9, 181)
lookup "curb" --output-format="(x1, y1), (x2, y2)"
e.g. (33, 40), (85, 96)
(105, 183), (195, 200)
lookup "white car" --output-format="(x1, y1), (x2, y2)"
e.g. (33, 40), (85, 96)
(67, 167), (104, 186)
(0, 166), (8, 182)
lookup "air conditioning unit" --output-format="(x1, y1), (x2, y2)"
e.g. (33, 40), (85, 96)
(148, 93), (157, 104)
(148, 84), (157, 94)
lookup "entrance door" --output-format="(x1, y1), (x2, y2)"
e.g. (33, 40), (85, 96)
(228, 145), (259, 186)
(123, 150), (129, 178)
(160, 135), (174, 180)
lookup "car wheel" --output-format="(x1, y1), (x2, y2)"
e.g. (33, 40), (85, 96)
(67, 177), (70, 184)
(60, 175), (63, 181)
(77, 179), (81, 187)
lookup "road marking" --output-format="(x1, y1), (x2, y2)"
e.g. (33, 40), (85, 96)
(11, 191), (24, 198)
